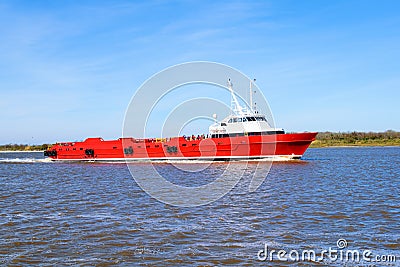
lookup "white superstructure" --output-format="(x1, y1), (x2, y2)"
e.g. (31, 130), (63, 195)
(209, 79), (284, 137)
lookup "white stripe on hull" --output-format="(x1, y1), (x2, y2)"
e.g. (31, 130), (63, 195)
(48, 154), (303, 162)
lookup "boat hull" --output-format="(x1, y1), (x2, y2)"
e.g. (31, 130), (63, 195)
(45, 132), (317, 162)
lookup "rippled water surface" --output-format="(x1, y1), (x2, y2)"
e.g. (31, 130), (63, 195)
(0, 148), (399, 266)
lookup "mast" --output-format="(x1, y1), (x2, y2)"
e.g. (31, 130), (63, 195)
(249, 80), (253, 113)
(249, 78), (256, 113)
(227, 79), (244, 116)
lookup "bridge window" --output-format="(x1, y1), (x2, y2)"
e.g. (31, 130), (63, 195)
(256, 117), (266, 121)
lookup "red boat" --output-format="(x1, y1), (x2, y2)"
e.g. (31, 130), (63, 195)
(44, 80), (317, 161)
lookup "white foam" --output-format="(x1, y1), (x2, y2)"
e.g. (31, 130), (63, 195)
(0, 157), (53, 163)
(0, 150), (43, 153)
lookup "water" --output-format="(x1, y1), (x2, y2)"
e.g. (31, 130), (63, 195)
(0, 148), (399, 266)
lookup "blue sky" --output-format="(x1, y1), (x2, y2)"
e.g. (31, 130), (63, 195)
(0, 0), (399, 144)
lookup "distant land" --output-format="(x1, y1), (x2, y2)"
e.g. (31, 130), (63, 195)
(309, 130), (400, 148)
(0, 131), (399, 151)
(0, 144), (51, 151)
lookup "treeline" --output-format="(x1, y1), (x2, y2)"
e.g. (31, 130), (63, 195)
(0, 144), (51, 151)
(311, 130), (400, 147)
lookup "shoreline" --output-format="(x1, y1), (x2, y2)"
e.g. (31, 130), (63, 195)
(310, 145), (400, 148)
(310, 142), (400, 148)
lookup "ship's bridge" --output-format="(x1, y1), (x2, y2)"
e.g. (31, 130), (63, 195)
(209, 114), (284, 138)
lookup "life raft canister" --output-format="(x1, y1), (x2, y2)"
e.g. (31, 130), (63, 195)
(44, 150), (57, 157)
(85, 149), (95, 156)
(124, 146), (134, 155)
(166, 146), (178, 153)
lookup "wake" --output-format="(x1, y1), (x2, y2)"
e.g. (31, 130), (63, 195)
(0, 157), (53, 163)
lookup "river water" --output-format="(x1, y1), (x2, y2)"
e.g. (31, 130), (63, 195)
(0, 147), (399, 266)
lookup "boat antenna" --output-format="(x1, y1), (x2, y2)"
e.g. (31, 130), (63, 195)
(249, 78), (256, 113)
(228, 79), (244, 115)
(253, 78), (257, 113)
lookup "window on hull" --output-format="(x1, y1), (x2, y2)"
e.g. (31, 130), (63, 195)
(211, 134), (229, 138)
